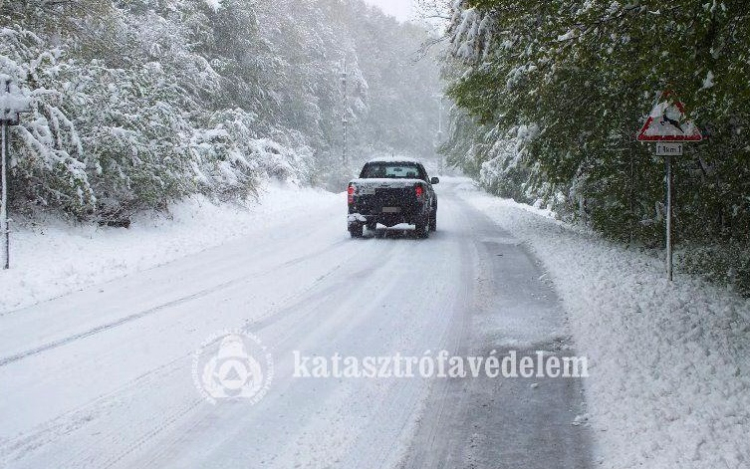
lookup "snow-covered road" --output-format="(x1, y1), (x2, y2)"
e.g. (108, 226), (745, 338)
(0, 181), (591, 468)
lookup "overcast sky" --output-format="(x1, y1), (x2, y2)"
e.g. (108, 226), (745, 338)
(362, 0), (413, 22)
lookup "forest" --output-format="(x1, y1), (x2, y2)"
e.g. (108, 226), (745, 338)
(0, 0), (442, 220)
(440, 0), (750, 293)
(4, 0), (749, 292)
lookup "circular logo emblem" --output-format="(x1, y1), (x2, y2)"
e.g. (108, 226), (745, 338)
(192, 329), (274, 405)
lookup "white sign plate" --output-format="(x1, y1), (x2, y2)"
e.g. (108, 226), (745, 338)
(656, 142), (683, 156)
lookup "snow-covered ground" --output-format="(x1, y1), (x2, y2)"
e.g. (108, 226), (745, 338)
(457, 179), (750, 469)
(5, 179), (557, 469)
(0, 182), (339, 314)
(1, 177), (747, 469)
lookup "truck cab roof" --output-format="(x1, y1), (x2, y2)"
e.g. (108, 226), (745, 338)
(366, 156), (421, 164)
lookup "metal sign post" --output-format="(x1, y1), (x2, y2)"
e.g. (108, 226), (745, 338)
(657, 143), (682, 281)
(637, 91), (702, 281)
(665, 154), (673, 281)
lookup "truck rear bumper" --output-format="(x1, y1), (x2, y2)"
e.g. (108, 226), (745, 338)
(348, 208), (425, 228)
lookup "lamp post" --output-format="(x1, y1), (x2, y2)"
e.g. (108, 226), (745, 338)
(1, 77), (31, 270)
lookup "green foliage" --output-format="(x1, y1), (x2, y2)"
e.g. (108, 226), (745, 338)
(444, 0), (750, 292)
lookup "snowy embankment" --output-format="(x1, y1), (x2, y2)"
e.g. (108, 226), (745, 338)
(0, 183), (340, 315)
(456, 179), (750, 469)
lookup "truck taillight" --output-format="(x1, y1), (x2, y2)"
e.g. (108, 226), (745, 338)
(348, 184), (356, 204)
(415, 185), (424, 199)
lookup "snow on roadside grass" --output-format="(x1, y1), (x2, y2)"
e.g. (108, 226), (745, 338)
(459, 182), (750, 469)
(0, 182), (340, 315)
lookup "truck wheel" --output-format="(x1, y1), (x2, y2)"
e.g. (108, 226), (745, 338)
(349, 224), (364, 238)
(366, 221), (377, 231)
(415, 218), (429, 239)
(429, 212), (437, 232)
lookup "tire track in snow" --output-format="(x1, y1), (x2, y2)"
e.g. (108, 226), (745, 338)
(0, 237), (393, 469)
(0, 239), (348, 367)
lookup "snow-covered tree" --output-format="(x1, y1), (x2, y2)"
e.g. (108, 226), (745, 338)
(1, 0), (444, 218)
(442, 0), (750, 293)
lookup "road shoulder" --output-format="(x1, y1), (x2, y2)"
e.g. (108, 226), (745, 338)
(457, 182), (750, 469)
(401, 195), (593, 469)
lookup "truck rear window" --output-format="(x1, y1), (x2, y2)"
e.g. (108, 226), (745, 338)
(361, 163), (422, 179)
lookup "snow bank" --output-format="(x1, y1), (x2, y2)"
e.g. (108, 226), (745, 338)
(459, 181), (750, 469)
(0, 183), (339, 314)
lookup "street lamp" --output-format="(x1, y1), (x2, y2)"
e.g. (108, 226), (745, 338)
(0, 77), (31, 269)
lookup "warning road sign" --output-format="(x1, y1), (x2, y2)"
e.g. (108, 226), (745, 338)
(637, 92), (703, 142)
(636, 91), (703, 283)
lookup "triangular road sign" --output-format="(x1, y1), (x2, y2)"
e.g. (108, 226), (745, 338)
(637, 92), (703, 142)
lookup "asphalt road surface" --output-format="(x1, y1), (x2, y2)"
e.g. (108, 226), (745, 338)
(0, 180), (592, 468)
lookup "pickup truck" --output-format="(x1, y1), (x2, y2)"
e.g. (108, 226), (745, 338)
(347, 158), (439, 238)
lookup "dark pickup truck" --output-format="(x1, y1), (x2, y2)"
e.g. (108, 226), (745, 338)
(347, 158), (439, 238)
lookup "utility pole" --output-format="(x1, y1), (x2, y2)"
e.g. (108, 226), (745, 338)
(1, 112), (8, 270)
(434, 94), (444, 174)
(341, 61), (348, 167)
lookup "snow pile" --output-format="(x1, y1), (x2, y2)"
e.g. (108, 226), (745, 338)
(0, 183), (339, 314)
(459, 183), (750, 469)
(450, 2), (494, 62)
(204, 0), (223, 11)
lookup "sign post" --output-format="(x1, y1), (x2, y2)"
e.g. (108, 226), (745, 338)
(665, 154), (673, 280)
(0, 77), (30, 270)
(637, 91), (702, 281)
